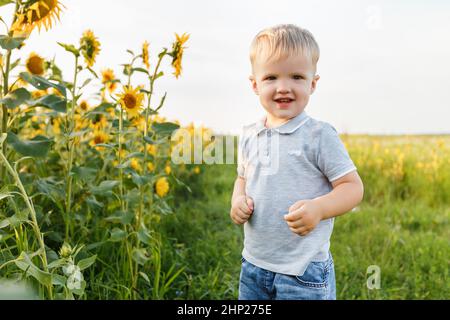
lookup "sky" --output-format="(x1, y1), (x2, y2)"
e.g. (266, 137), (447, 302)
(2, 0), (450, 135)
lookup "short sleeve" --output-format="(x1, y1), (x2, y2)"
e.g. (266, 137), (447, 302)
(237, 128), (247, 178)
(317, 124), (357, 182)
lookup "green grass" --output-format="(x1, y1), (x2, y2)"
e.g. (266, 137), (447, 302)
(159, 163), (449, 300)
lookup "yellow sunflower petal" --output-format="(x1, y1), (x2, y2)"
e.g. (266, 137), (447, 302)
(117, 86), (144, 119)
(80, 29), (101, 68)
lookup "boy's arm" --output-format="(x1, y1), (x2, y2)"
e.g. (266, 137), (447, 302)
(230, 176), (254, 225)
(284, 171), (363, 236)
(314, 171), (364, 220)
(231, 176), (247, 206)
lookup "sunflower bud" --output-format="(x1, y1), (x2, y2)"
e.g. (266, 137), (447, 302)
(59, 242), (73, 258)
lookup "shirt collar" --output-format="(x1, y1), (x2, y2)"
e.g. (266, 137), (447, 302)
(255, 111), (310, 135)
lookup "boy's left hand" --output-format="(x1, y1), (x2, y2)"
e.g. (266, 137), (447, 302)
(284, 199), (324, 236)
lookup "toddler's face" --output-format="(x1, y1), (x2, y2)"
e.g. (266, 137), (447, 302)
(250, 54), (319, 127)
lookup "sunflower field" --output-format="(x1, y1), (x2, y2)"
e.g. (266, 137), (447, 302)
(0, 1), (449, 301)
(0, 0), (203, 299)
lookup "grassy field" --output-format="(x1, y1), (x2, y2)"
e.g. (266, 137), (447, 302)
(157, 135), (449, 300)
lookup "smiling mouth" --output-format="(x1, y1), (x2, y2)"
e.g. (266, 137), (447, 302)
(274, 98), (294, 103)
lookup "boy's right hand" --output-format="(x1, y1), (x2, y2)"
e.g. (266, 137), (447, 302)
(230, 195), (254, 225)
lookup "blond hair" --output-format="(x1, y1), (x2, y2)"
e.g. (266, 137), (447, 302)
(250, 24), (320, 72)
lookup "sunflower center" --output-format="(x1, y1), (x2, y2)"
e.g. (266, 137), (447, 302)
(80, 102), (88, 111)
(85, 40), (95, 57)
(124, 94), (137, 109)
(27, 56), (44, 75)
(94, 135), (105, 144)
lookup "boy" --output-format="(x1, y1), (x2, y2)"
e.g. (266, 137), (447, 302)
(230, 24), (364, 300)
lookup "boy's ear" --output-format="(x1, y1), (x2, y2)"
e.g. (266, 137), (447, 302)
(310, 74), (320, 95)
(249, 75), (259, 95)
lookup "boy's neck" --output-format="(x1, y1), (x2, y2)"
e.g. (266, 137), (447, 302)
(264, 114), (293, 129)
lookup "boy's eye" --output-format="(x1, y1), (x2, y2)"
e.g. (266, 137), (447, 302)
(293, 75), (304, 80)
(265, 76), (276, 80)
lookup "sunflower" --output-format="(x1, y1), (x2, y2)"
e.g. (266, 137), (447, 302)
(49, 87), (64, 97)
(89, 130), (109, 151)
(78, 100), (90, 113)
(155, 177), (169, 197)
(171, 32), (189, 79)
(164, 165), (171, 175)
(90, 113), (108, 130)
(140, 143), (157, 156)
(26, 52), (45, 75)
(147, 162), (155, 172)
(12, 0), (64, 34)
(74, 113), (88, 131)
(51, 117), (61, 135)
(142, 41), (150, 70)
(101, 68), (117, 93)
(31, 89), (48, 99)
(106, 107), (116, 118)
(59, 242), (73, 259)
(130, 158), (142, 173)
(132, 115), (146, 132)
(117, 86), (144, 119)
(80, 30), (101, 68)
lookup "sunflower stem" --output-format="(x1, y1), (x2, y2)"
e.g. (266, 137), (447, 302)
(141, 51), (166, 232)
(65, 54), (79, 241)
(0, 1), (19, 185)
(0, 140), (53, 299)
(118, 108), (125, 212)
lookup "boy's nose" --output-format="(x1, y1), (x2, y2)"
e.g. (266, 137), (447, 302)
(276, 81), (292, 93)
(277, 87), (291, 94)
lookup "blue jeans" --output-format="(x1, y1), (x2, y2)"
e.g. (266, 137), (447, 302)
(238, 252), (336, 300)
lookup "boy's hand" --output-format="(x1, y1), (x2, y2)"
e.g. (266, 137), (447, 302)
(284, 199), (324, 236)
(230, 195), (254, 225)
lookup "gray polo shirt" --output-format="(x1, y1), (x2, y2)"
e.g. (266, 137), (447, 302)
(237, 110), (357, 276)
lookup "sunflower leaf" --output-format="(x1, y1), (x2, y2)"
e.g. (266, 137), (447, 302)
(0, 88), (31, 109)
(109, 228), (127, 242)
(0, 1), (14, 8)
(91, 180), (119, 197)
(71, 166), (97, 183)
(87, 67), (98, 78)
(132, 67), (149, 75)
(122, 64), (132, 76)
(155, 92), (167, 112)
(9, 58), (21, 71)
(79, 78), (92, 89)
(19, 72), (67, 97)
(151, 122), (180, 137)
(57, 42), (80, 57)
(77, 254), (97, 271)
(150, 71), (164, 81)
(6, 132), (53, 158)
(15, 252), (52, 287)
(0, 35), (26, 50)
(131, 248), (149, 266)
(125, 152), (144, 159)
(29, 94), (67, 113)
(143, 135), (168, 145)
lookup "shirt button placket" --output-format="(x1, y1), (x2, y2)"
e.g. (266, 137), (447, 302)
(266, 130), (271, 156)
